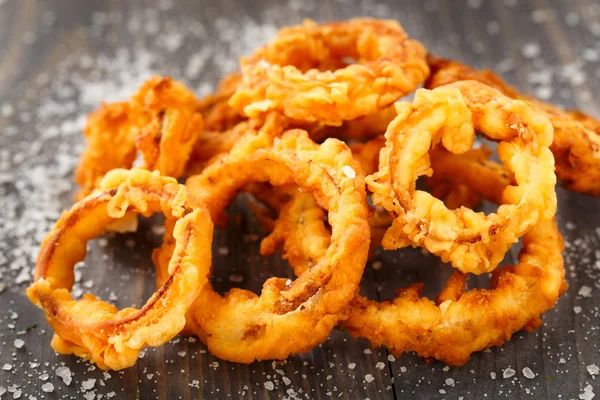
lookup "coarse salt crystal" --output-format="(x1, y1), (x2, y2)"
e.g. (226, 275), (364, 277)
(574, 306), (583, 314)
(490, 372), (496, 379)
(503, 367), (516, 378)
(445, 378), (455, 386)
(365, 374), (375, 383)
(81, 379), (96, 391)
(342, 165), (356, 179)
(522, 42), (541, 58)
(588, 364), (599, 376)
(578, 285), (592, 297)
(348, 363), (356, 370)
(13, 339), (24, 348)
(264, 381), (274, 390)
(375, 362), (385, 370)
(2, 364), (12, 371)
(522, 367), (535, 379)
(55, 366), (72, 385)
(41, 383), (54, 393)
(388, 355), (396, 362)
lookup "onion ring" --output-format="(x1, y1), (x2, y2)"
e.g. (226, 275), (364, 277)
(367, 81), (557, 274)
(156, 123), (370, 363)
(426, 56), (600, 197)
(229, 18), (429, 125)
(27, 169), (213, 370)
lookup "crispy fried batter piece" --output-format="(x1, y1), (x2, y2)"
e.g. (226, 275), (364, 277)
(367, 81), (557, 274)
(75, 77), (204, 199)
(27, 169), (213, 370)
(426, 56), (600, 197)
(155, 121), (370, 363)
(230, 18), (429, 125)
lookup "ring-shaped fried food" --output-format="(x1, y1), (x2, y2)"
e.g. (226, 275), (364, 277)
(75, 77), (204, 199)
(260, 156), (566, 366)
(171, 126), (370, 363)
(27, 169), (213, 370)
(229, 18), (429, 125)
(426, 56), (600, 197)
(367, 81), (557, 274)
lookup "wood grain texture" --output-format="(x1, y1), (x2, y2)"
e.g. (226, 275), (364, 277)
(0, 0), (599, 399)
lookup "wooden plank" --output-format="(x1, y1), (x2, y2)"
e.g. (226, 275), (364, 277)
(0, 0), (599, 399)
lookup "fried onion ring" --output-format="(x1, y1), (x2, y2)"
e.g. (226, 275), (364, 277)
(155, 124), (370, 363)
(367, 81), (557, 274)
(426, 56), (600, 197)
(27, 169), (213, 370)
(229, 19), (429, 125)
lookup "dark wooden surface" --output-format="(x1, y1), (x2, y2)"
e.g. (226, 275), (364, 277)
(1, 0), (599, 399)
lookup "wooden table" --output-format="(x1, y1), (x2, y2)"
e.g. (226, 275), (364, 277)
(1, 0), (599, 398)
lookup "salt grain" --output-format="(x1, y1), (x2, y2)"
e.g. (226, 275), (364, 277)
(2, 364), (12, 371)
(375, 362), (385, 370)
(264, 381), (274, 390)
(40, 383), (54, 393)
(81, 378), (96, 391)
(503, 368), (516, 378)
(578, 285), (592, 298)
(342, 165), (356, 179)
(365, 374), (375, 383)
(522, 367), (535, 379)
(574, 306), (583, 314)
(55, 366), (72, 385)
(13, 338), (24, 348)
(587, 364), (599, 376)
(522, 42), (541, 58)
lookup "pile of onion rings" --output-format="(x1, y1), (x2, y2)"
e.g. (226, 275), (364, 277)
(30, 17), (598, 370)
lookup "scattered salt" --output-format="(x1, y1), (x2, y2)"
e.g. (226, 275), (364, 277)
(13, 339), (24, 348)
(365, 374), (375, 383)
(588, 364), (599, 377)
(264, 381), (274, 391)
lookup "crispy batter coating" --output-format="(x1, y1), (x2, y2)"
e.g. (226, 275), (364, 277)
(426, 56), (600, 197)
(155, 124), (370, 363)
(27, 169), (213, 370)
(75, 77), (204, 199)
(367, 81), (557, 274)
(229, 19), (429, 125)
